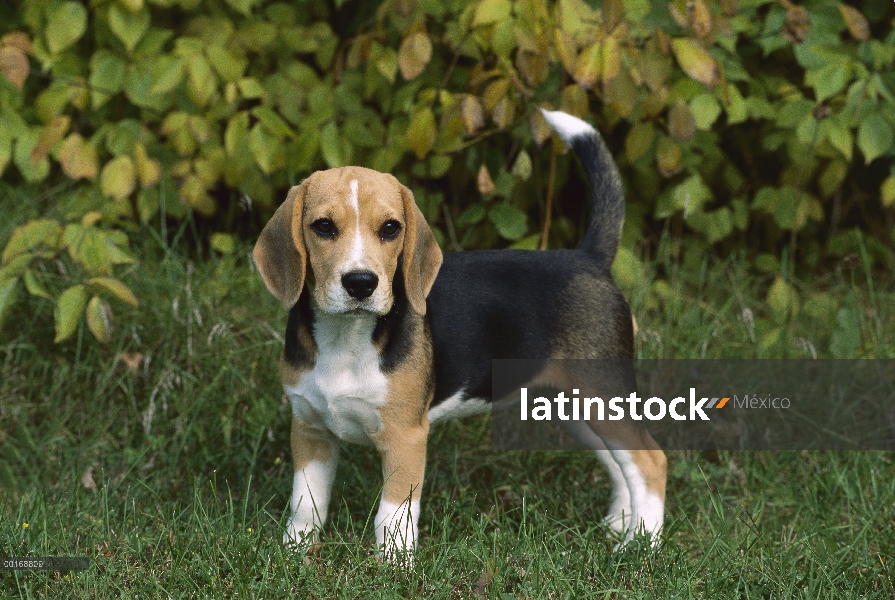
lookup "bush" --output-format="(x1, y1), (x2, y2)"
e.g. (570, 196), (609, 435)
(0, 0), (893, 343)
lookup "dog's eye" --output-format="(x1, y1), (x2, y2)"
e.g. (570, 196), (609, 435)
(311, 219), (336, 238)
(379, 220), (401, 240)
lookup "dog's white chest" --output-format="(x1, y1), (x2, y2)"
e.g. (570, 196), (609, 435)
(285, 313), (387, 445)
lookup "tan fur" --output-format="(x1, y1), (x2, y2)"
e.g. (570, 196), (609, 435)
(290, 415), (336, 471)
(372, 316), (434, 504)
(253, 184), (308, 309)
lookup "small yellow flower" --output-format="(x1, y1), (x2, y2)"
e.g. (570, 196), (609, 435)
(22, 523), (28, 528)
(247, 528), (254, 533)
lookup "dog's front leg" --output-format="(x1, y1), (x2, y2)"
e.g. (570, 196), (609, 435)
(284, 415), (339, 550)
(370, 421), (428, 562)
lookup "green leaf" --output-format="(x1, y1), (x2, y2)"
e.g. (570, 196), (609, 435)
(224, 0), (258, 17)
(625, 122), (655, 162)
(881, 176), (895, 207)
(13, 128), (50, 183)
(0, 278), (18, 331)
(508, 234), (541, 250)
(54, 284), (88, 343)
(0, 128), (11, 176)
(0, 254), (34, 283)
(807, 62), (850, 103)
(89, 51), (127, 108)
(611, 246), (644, 293)
(86, 295), (113, 343)
(148, 55), (185, 95)
(689, 93), (721, 130)
(489, 203), (527, 241)
(319, 122), (349, 168)
(23, 269), (52, 299)
(830, 304), (860, 357)
(89, 277), (139, 307)
(207, 46), (247, 83)
(248, 124), (284, 174)
(456, 203), (486, 227)
(108, 4), (150, 53)
(857, 112), (894, 164)
(46, 2), (87, 54)
(767, 277), (799, 323)
(823, 116), (853, 161)
(2, 219), (62, 264)
(511, 150), (532, 181)
(210, 233), (235, 255)
(252, 106), (295, 139)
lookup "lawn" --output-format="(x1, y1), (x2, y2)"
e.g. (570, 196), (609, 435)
(1, 218), (894, 598)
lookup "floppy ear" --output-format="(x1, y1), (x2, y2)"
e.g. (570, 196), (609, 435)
(398, 181), (443, 315)
(253, 182), (309, 309)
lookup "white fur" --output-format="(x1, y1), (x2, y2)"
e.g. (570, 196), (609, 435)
(375, 497), (420, 559)
(428, 390), (490, 424)
(562, 421), (636, 536)
(539, 109), (594, 145)
(345, 179), (365, 269)
(283, 454), (339, 546)
(609, 449), (664, 546)
(285, 311), (387, 446)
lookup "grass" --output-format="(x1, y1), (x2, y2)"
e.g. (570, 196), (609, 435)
(1, 218), (894, 598)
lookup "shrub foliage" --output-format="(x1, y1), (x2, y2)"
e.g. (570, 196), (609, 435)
(0, 0), (893, 343)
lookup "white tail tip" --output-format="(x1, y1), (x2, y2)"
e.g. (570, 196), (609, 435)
(539, 109), (595, 146)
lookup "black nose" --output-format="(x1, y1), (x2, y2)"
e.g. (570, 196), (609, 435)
(341, 271), (379, 299)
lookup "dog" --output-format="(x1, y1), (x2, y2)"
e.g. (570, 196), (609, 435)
(252, 110), (666, 560)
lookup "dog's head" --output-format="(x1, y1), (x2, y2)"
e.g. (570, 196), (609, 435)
(253, 167), (442, 316)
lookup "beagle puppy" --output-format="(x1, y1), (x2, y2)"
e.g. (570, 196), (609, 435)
(253, 110), (666, 560)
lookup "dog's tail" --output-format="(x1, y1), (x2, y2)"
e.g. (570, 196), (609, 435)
(540, 109), (625, 265)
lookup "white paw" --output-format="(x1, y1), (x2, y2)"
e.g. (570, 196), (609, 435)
(374, 499), (419, 565)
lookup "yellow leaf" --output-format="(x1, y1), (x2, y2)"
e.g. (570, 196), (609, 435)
(473, 0), (511, 27)
(573, 43), (602, 89)
(491, 95), (514, 129)
(529, 109), (552, 145)
(86, 295), (113, 343)
(839, 5), (869, 42)
(0, 46), (29, 90)
(1, 32), (34, 54)
(89, 277), (139, 307)
(398, 31), (432, 81)
(656, 135), (682, 177)
(406, 107), (436, 160)
(482, 78), (510, 111)
(782, 4), (810, 44)
(59, 134), (99, 180)
(670, 38), (718, 89)
(560, 84), (589, 119)
(460, 95), (485, 136)
(602, 0), (624, 32)
(668, 100), (696, 142)
(689, 0), (712, 39)
(477, 164), (495, 195)
(602, 37), (622, 83)
(31, 116), (70, 166)
(2, 219), (62, 264)
(553, 29), (578, 76)
(134, 143), (161, 188)
(100, 156), (136, 201)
